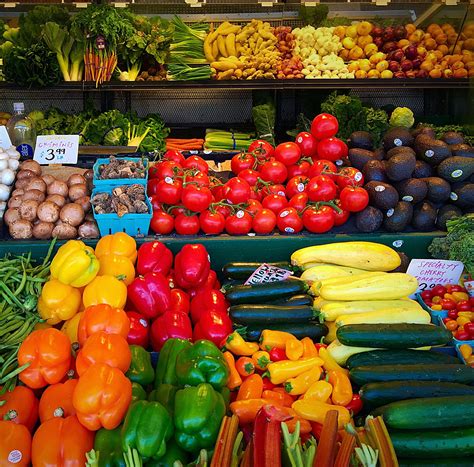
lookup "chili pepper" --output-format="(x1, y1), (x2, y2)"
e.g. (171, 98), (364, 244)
(95, 232), (137, 263)
(269, 347), (287, 362)
(174, 244), (211, 290)
(345, 394), (363, 416)
(314, 343), (327, 351)
(260, 330), (296, 351)
(131, 382), (147, 403)
(126, 311), (149, 348)
(170, 288), (191, 315)
(190, 288), (228, 323)
(60, 312), (83, 344)
(237, 374), (263, 401)
(252, 351), (271, 371)
(126, 345), (155, 386)
(236, 356), (255, 377)
(328, 370), (353, 406)
(0, 420), (31, 467)
(225, 331), (259, 356)
(292, 400), (351, 429)
(261, 389), (293, 407)
(285, 338), (304, 361)
(98, 254), (136, 286)
(154, 338), (192, 388)
(148, 384), (178, 416)
(83, 275), (127, 310)
(128, 272), (171, 320)
(151, 310), (193, 352)
(267, 357), (323, 385)
(38, 379), (77, 423)
(318, 346), (349, 376)
(136, 241), (173, 276)
(301, 337), (318, 358)
(262, 377), (275, 391)
(0, 385), (38, 431)
(284, 366), (322, 396)
(93, 427), (126, 467)
(303, 380), (333, 403)
(193, 309), (233, 347)
(223, 351), (243, 390)
(37, 279), (82, 325)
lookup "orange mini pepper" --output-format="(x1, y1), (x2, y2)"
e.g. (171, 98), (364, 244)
(223, 351), (242, 390)
(235, 357), (255, 377)
(251, 350), (271, 371)
(95, 232), (137, 263)
(318, 347), (349, 376)
(237, 374), (263, 401)
(303, 380), (333, 403)
(301, 337), (318, 358)
(229, 398), (276, 425)
(284, 366), (322, 396)
(262, 389), (294, 408)
(328, 370), (353, 406)
(292, 399), (351, 429)
(285, 338), (304, 361)
(0, 420), (31, 467)
(260, 330), (295, 351)
(224, 331), (259, 356)
(280, 407), (312, 435)
(39, 379), (78, 423)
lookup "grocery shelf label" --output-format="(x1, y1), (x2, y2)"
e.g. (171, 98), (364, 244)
(0, 126), (12, 149)
(34, 135), (79, 165)
(245, 263), (293, 285)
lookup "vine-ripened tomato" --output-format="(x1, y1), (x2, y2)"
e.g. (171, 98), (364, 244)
(186, 171), (209, 187)
(311, 113), (339, 140)
(183, 155), (208, 174)
(150, 211), (174, 235)
(154, 160), (183, 180)
(252, 208), (277, 234)
(288, 193), (309, 213)
(277, 207), (303, 234)
(174, 213), (200, 235)
(287, 160), (311, 179)
(222, 178), (251, 204)
(274, 142), (302, 166)
(199, 210), (226, 235)
(286, 175), (309, 199)
(261, 183), (286, 197)
(246, 199), (263, 216)
(337, 167), (364, 188)
(339, 186), (369, 212)
(250, 187), (263, 201)
(260, 160), (288, 184)
(332, 199), (350, 226)
(155, 178), (183, 205)
(302, 205), (335, 233)
(239, 169), (260, 187)
(215, 204), (232, 219)
(248, 140), (274, 160)
(231, 153), (256, 174)
(149, 195), (163, 212)
(307, 175), (338, 202)
(295, 131), (318, 158)
(181, 184), (212, 212)
(163, 149), (185, 165)
(225, 210), (253, 235)
(308, 159), (338, 181)
(317, 137), (348, 162)
(262, 194), (288, 215)
(210, 183), (224, 201)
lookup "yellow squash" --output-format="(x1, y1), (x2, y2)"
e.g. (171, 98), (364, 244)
(300, 265), (350, 284)
(327, 339), (379, 365)
(310, 271), (386, 296)
(335, 308), (431, 327)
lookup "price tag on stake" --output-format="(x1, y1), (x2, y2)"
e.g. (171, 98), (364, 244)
(0, 126), (12, 150)
(33, 135), (79, 165)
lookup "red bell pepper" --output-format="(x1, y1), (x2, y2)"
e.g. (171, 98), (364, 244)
(136, 241), (173, 277)
(188, 270), (220, 297)
(192, 310), (232, 346)
(345, 394), (363, 416)
(190, 288), (229, 323)
(170, 289), (190, 315)
(127, 273), (171, 320)
(150, 310), (192, 351)
(174, 244), (210, 290)
(125, 311), (150, 348)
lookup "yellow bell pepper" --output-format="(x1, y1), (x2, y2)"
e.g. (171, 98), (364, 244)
(284, 366), (322, 395)
(292, 399), (351, 429)
(267, 357), (323, 385)
(224, 331), (260, 356)
(318, 346), (349, 376)
(303, 380), (333, 402)
(286, 338), (304, 361)
(95, 232), (137, 264)
(260, 330), (296, 351)
(301, 337), (318, 358)
(98, 254), (136, 286)
(82, 275), (127, 309)
(38, 279), (82, 325)
(61, 311), (84, 344)
(50, 240), (100, 288)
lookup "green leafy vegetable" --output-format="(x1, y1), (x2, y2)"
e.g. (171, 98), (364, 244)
(252, 102), (276, 146)
(298, 5), (329, 27)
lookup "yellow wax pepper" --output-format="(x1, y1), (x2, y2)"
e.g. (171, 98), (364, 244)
(95, 232), (137, 264)
(292, 399), (351, 429)
(50, 240), (99, 288)
(284, 366), (322, 396)
(318, 346), (349, 376)
(98, 254), (136, 286)
(260, 330), (296, 351)
(224, 331), (259, 356)
(303, 380), (333, 402)
(61, 311), (84, 344)
(38, 279), (82, 325)
(82, 275), (127, 309)
(266, 357), (323, 385)
(285, 338), (304, 361)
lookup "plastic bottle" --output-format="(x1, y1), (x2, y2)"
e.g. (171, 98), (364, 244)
(6, 102), (36, 158)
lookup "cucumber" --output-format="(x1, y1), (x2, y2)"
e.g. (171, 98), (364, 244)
(226, 280), (308, 305)
(346, 350), (460, 369)
(350, 364), (474, 386)
(244, 323), (328, 342)
(360, 381), (474, 408)
(390, 427), (474, 458)
(222, 262), (293, 279)
(230, 305), (316, 324)
(399, 458), (474, 467)
(337, 324), (452, 349)
(266, 294), (313, 307)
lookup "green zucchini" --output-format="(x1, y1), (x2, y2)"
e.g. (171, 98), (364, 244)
(230, 304), (316, 324)
(399, 458), (474, 467)
(337, 324), (452, 349)
(222, 262), (293, 279)
(350, 364), (474, 386)
(346, 350), (460, 369)
(360, 381), (474, 408)
(266, 294), (313, 307)
(226, 280), (308, 305)
(244, 323), (328, 342)
(390, 427), (474, 458)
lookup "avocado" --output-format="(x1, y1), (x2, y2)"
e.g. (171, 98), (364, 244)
(450, 145), (474, 158)
(383, 127), (414, 151)
(392, 252), (410, 272)
(383, 201), (413, 232)
(362, 160), (388, 183)
(422, 177), (452, 203)
(412, 125), (436, 140)
(386, 146), (416, 160)
(442, 131), (465, 145)
(365, 181), (399, 210)
(437, 156), (474, 183)
(348, 148), (378, 170)
(355, 206), (383, 233)
(450, 182), (474, 209)
(374, 148), (385, 160)
(413, 160), (434, 178)
(412, 201), (437, 231)
(395, 178), (428, 203)
(386, 152), (416, 181)
(415, 135), (452, 165)
(348, 131), (374, 150)
(436, 204), (463, 231)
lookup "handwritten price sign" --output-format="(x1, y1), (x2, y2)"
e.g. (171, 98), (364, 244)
(33, 135), (79, 165)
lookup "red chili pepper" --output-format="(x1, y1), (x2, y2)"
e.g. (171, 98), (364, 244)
(269, 347), (287, 362)
(174, 244), (211, 290)
(170, 289), (190, 315)
(127, 272), (171, 319)
(345, 394), (363, 416)
(190, 288), (229, 323)
(315, 343), (327, 351)
(125, 311), (149, 348)
(262, 377), (276, 391)
(192, 310), (232, 346)
(136, 241), (173, 277)
(150, 310), (192, 351)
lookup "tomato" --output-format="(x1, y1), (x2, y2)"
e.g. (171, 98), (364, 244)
(252, 208), (277, 234)
(447, 285), (465, 293)
(317, 137), (348, 162)
(150, 211), (174, 235)
(262, 194), (288, 215)
(307, 175), (338, 202)
(445, 319), (458, 331)
(248, 140), (274, 160)
(441, 298), (457, 310)
(457, 300), (472, 312)
(239, 168), (260, 186)
(331, 200), (350, 226)
(231, 153), (256, 174)
(199, 210), (225, 235)
(261, 183), (286, 198)
(155, 179), (183, 205)
(246, 199), (263, 216)
(447, 309), (459, 319)
(186, 171), (210, 187)
(311, 113), (339, 140)
(181, 184), (212, 212)
(174, 213), (200, 235)
(170, 206), (186, 217)
(432, 285), (447, 297)
(302, 205), (335, 233)
(225, 210), (253, 235)
(260, 160), (288, 184)
(154, 160), (183, 180)
(295, 131), (318, 158)
(288, 193), (309, 213)
(215, 204), (232, 219)
(250, 187), (263, 201)
(339, 186), (369, 212)
(277, 207), (304, 234)
(337, 167), (364, 188)
(183, 155), (208, 174)
(286, 176), (309, 199)
(421, 290), (433, 301)
(455, 329), (471, 341)
(149, 195), (163, 212)
(308, 159), (338, 180)
(163, 149), (185, 165)
(470, 297), (474, 307)
(274, 142), (302, 166)
(287, 160), (311, 179)
(222, 178), (251, 204)
(464, 322), (474, 336)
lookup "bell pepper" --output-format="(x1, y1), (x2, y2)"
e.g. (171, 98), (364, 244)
(303, 380), (333, 403)
(0, 385), (38, 431)
(128, 273), (171, 320)
(0, 420), (31, 467)
(190, 289), (228, 323)
(174, 244), (210, 290)
(260, 330), (296, 351)
(222, 351), (242, 390)
(37, 279), (82, 325)
(50, 240), (100, 287)
(126, 345), (155, 386)
(136, 241), (173, 277)
(328, 370), (353, 406)
(285, 338), (304, 361)
(174, 383), (226, 453)
(318, 347), (349, 376)
(73, 362), (132, 431)
(93, 427), (126, 467)
(237, 374), (263, 401)
(150, 310), (193, 352)
(95, 232), (137, 263)
(78, 304), (130, 346)
(76, 331), (131, 376)
(132, 382), (147, 403)
(145, 439), (189, 467)
(301, 337), (318, 358)
(18, 328), (71, 389)
(38, 379), (77, 422)
(224, 331), (259, 356)
(252, 350), (271, 371)
(83, 275), (127, 310)
(126, 311), (150, 348)
(148, 384), (178, 416)
(188, 270), (220, 297)
(284, 366), (322, 396)
(266, 357), (323, 385)
(99, 254), (136, 286)
(170, 289), (191, 315)
(61, 311), (84, 344)
(154, 338), (192, 388)
(291, 400), (351, 429)
(193, 310), (233, 346)
(175, 339), (229, 390)
(345, 394), (363, 416)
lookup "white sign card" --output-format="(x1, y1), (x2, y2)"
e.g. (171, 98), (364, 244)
(34, 135), (79, 165)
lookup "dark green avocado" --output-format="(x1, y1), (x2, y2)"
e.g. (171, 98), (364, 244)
(415, 135), (452, 165)
(348, 148), (378, 170)
(386, 152), (416, 182)
(412, 125), (436, 140)
(437, 156), (474, 183)
(355, 206), (383, 233)
(386, 146), (416, 160)
(413, 160), (434, 178)
(395, 178), (428, 204)
(450, 182), (474, 210)
(363, 160), (388, 183)
(442, 131), (465, 145)
(383, 201), (414, 232)
(348, 131), (374, 150)
(412, 201), (437, 231)
(422, 177), (452, 203)
(383, 127), (414, 151)
(436, 204), (463, 231)
(365, 181), (399, 210)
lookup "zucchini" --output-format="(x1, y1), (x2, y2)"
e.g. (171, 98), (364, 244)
(346, 350), (461, 369)
(266, 294), (313, 307)
(229, 304), (316, 324)
(350, 364), (474, 386)
(390, 427), (474, 458)
(399, 458), (474, 467)
(337, 324), (452, 349)
(244, 323), (328, 342)
(226, 280), (308, 305)
(222, 262), (293, 279)
(360, 381), (474, 408)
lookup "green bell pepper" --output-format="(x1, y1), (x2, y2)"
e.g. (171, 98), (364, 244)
(175, 340), (229, 390)
(144, 440), (189, 467)
(155, 338), (192, 388)
(121, 401), (173, 460)
(148, 383), (178, 416)
(126, 345), (155, 386)
(93, 427), (126, 467)
(174, 383), (226, 453)
(131, 382), (147, 403)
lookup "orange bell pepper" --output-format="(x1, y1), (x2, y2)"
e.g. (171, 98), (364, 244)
(61, 312), (84, 344)
(82, 275), (128, 309)
(251, 350), (271, 371)
(73, 362), (132, 431)
(229, 398), (276, 425)
(0, 420), (31, 467)
(98, 254), (136, 286)
(301, 337), (318, 358)
(262, 389), (294, 407)
(31, 415), (94, 466)
(39, 379), (78, 423)
(223, 351), (242, 390)
(95, 232), (137, 263)
(77, 304), (130, 346)
(285, 338), (304, 361)
(237, 374), (263, 401)
(75, 331), (131, 376)
(328, 370), (353, 406)
(0, 385), (38, 432)
(18, 328), (71, 389)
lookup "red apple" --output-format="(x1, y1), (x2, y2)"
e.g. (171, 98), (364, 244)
(393, 49), (405, 62)
(416, 69), (428, 78)
(401, 59), (413, 71)
(389, 60), (401, 72)
(383, 27), (395, 42)
(405, 45), (418, 60)
(394, 71), (406, 78)
(372, 26), (384, 37)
